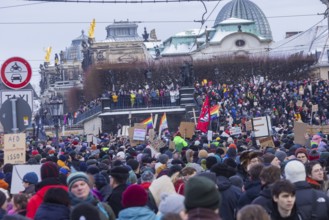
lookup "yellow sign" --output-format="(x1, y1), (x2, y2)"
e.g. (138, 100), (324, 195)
(4, 133), (26, 164)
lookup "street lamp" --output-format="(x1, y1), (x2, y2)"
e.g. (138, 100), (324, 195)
(48, 98), (63, 147)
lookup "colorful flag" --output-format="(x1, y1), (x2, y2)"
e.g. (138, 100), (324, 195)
(210, 104), (220, 120)
(142, 116), (153, 129)
(159, 113), (168, 134)
(196, 96), (210, 133)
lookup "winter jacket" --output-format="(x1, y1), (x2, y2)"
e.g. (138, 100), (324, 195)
(238, 180), (262, 209)
(34, 203), (70, 220)
(294, 181), (329, 220)
(269, 202), (302, 220)
(118, 206), (157, 220)
(26, 178), (68, 219)
(187, 208), (222, 220)
(252, 186), (273, 214)
(107, 184), (128, 217)
(216, 175), (242, 220)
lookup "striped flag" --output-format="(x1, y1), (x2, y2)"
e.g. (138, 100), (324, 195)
(142, 116), (153, 129)
(159, 113), (168, 134)
(210, 104), (220, 120)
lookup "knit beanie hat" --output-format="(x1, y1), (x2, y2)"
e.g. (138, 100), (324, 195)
(226, 148), (237, 158)
(206, 156), (218, 170)
(159, 193), (185, 214)
(110, 166), (130, 181)
(71, 202), (101, 220)
(198, 150), (208, 159)
(94, 173), (108, 189)
(284, 160), (306, 183)
(23, 172), (38, 185)
(41, 162), (59, 180)
(308, 149), (320, 161)
(0, 190), (6, 207)
(294, 148), (308, 157)
(262, 153), (275, 165)
(126, 159), (139, 171)
(122, 184), (148, 208)
(158, 154), (169, 165)
(184, 176), (221, 211)
(275, 150), (287, 163)
(67, 172), (89, 190)
(59, 155), (67, 162)
(141, 170), (155, 182)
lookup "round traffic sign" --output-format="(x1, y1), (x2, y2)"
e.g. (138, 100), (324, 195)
(0, 57), (32, 89)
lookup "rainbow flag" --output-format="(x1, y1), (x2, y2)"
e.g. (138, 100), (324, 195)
(142, 116), (153, 129)
(159, 113), (168, 134)
(210, 104), (220, 120)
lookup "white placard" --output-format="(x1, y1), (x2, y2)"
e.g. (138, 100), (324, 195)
(252, 116), (271, 137)
(230, 127), (242, 136)
(11, 164), (41, 194)
(133, 128), (146, 141)
(207, 130), (213, 141)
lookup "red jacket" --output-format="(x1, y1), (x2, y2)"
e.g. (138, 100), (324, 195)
(26, 184), (68, 219)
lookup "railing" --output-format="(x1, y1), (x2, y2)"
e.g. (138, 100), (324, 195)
(105, 96), (181, 110)
(75, 105), (102, 124)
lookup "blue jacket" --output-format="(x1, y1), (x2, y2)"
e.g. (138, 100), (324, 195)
(118, 206), (156, 220)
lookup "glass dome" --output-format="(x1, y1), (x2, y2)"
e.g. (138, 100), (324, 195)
(214, 0), (272, 40)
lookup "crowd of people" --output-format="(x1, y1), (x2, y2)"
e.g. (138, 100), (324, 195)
(0, 122), (329, 220)
(194, 78), (329, 128)
(74, 82), (180, 120)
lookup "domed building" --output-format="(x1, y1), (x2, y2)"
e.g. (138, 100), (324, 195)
(161, 0), (273, 59)
(214, 0), (273, 41)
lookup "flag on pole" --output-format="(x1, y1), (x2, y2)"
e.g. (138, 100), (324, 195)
(159, 113), (168, 134)
(210, 104), (220, 120)
(196, 96), (210, 133)
(142, 116), (153, 129)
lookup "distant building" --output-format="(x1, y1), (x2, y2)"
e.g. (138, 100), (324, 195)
(161, 0), (273, 59)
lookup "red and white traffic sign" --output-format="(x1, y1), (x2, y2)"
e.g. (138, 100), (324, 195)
(0, 57), (32, 90)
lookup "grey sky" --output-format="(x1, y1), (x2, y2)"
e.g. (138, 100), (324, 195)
(0, 0), (326, 92)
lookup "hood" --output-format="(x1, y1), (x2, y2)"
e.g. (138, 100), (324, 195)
(216, 175), (231, 191)
(149, 175), (175, 207)
(118, 207), (156, 220)
(35, 184), (68, 202)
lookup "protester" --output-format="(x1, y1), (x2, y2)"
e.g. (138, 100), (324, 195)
(106, 166), (129, 217)
(270, 180), (301, 220)
(67, 172), (116, 220)
(34, 188), (70, 220)
(26, 162), (68, 219)
(184, 176), (221, 220)
(284, 160), (329, 219)
(237, 204), (270, 220)
(117, 184), (156, 220)
(21, 172), (38, 196)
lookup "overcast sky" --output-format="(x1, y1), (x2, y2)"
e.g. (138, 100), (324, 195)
(0, 0), (326, 92)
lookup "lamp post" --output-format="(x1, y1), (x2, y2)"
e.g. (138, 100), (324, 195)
(48, 98), (63, 147)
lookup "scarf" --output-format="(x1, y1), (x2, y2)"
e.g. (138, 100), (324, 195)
(70, 192), (95, 206)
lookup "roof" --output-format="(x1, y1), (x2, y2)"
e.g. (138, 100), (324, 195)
(269, 25), (328, 63)
(214, 0), (272, 40)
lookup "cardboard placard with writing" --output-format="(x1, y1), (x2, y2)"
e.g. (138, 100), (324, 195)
(179, 122), (195, 139)
(4, 133), (26, 164)
(312, 104), (318, 112)
(293, 122), (308, 146)
(257, 136), (275, 150)
(149, 129), (156, 141)
(296, 100), (303, 107)
(246, 121), (252, 131)
(169, 141), (175, 150)
(322, 125), (329, 135)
